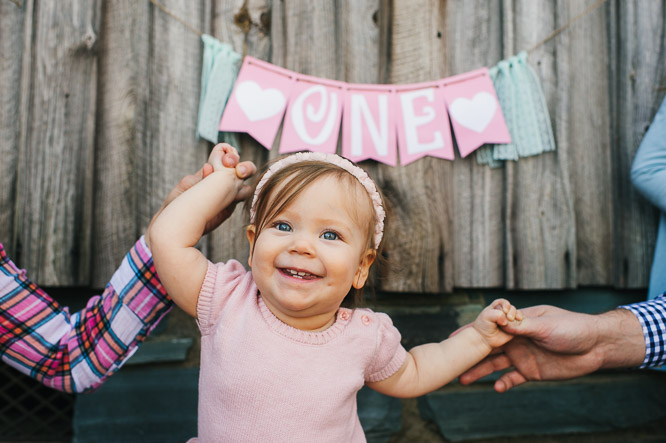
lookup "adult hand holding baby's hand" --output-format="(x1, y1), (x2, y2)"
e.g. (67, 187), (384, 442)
(202, 143), (257, 234)
(146, 143), (257, 248)
(473, 298), (523, 350)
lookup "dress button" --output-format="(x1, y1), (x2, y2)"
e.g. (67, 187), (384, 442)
(361, 315), (371, 325)
(340, 311), (350, 320)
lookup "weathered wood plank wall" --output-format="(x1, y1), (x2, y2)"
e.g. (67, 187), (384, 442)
(1, 0), (664, 293)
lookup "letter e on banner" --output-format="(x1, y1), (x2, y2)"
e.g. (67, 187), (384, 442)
(219, 56), (294, 149)
(342, 85), (397, 166)
(441, 68), (511, 158)
(396, 83), (454, 164)
(279, 77), (344, 154)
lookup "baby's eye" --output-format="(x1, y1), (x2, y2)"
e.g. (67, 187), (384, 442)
(321, 231), (339, 241)
(274, 222), (292, 232)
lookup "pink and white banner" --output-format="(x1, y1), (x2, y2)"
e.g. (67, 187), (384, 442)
(220, 57), (511, 165)
(396, 82), (454, 164)
(342, 84), (397, 166)
(279, 75), (345, 155)
(441, 68), (511, 158)
(219, 58), (294, 149)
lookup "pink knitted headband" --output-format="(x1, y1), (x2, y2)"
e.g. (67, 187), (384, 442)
(250, 152), (385, 248)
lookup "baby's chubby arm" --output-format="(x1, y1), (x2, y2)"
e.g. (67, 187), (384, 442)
(367, 299), (521, 398)
(148, 144), (256, 318)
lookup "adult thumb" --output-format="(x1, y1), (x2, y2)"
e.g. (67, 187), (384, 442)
(499, 305), (546, 337)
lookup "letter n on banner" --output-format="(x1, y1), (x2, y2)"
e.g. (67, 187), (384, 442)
(279, 76), (345, 154)
(396, 82), (454, 164)
(342, 85), (397, 166)
(441, 68), (511, 158)
(219, 56), (294, 149)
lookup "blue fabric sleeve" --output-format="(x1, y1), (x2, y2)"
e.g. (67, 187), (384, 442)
(631, 96), (666, 300)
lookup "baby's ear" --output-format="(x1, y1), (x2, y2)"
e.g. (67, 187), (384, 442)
(246, 225), (257, 267)
(353, 249), (376, 289)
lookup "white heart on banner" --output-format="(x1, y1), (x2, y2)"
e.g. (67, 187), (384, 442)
(236, 81), (287, 122)
(449, 92), (497, 133)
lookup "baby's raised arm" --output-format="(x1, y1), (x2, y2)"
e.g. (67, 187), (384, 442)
(148, 144), (255, 317)
(367, 299), (521, 398)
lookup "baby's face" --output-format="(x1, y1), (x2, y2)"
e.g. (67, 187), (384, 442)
(246, 175), (375, 331)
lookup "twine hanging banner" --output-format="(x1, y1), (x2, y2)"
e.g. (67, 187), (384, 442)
(148, 0), (613, 166)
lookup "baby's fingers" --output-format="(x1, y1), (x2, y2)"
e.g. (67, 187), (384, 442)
(222, 147), (240, 168)
(490, 298), (522, 322)
(208, 143), (239, 170)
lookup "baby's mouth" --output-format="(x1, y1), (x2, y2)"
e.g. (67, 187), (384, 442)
(280, 268), (320, 280)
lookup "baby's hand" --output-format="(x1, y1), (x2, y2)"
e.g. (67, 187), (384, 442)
(198, 143), (257, 234)
(207, 143), (247, 177)
(473, 298), (523, 349)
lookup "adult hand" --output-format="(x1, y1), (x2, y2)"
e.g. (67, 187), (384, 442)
(201, 143), (257, 233)
(458, 305), (645, 392)
(145, 143), (256, 248)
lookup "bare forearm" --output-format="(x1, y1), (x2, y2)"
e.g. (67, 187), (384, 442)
(148, 170), (242, 316)
(378, 327), (492, 398)
(150, 171), (240, 249)
(414, 327), (491, 389)
(595, 309), (645, 369)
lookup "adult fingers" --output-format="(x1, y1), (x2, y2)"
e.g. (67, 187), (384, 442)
(202, 163), (213, 178)
(459, 353), (512, 385)
(499, 314), (542, 336)
(234, 184), (255, 203)
(494, 370), (528, 393)
(222, 147), (240, 168)
(165, 168), (203, 205)
(235, 160), (257, 180)
(209, 143), (239, 169)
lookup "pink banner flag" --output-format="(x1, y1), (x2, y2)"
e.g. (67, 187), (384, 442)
(441, 68), (511, 158)
(279, 75), (344, 154)
(341, 85), (397, 166)
(395, 82), (454, 164)
(219, 56), (294, 149)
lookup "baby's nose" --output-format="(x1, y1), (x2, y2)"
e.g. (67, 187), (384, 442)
(289, 234), (316, 256)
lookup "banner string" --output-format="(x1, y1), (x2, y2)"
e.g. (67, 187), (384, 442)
(148, 0), (609, 56)
(526, 0), (608, 54)
(148, 0), (203, 37)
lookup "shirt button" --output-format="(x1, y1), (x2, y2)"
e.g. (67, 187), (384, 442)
(340, 311), (350, 320)
(361, 315), (371, 325)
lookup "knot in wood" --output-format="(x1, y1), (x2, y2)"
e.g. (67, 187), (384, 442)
(82, 29), (97, 50)
(234, 5), (252, 33)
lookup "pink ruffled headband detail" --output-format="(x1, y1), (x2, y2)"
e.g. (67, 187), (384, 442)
(250, 152), (385, 248)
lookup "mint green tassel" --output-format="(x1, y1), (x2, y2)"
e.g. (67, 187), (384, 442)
(478, 51), (556, 167)
(197, 35), (242, 144)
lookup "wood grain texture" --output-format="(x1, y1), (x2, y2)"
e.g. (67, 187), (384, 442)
(2, 0), (663, 291)
(208, 0), (272, 268)
(13, 0), (101, 285)
(0, 1), (25, 257)
(91, 0), (151, 287)
(140, 0), (211, 255)
(446, 0), (505, 289)
(379, 0), (454, 292)
(501, 0), (577, 289)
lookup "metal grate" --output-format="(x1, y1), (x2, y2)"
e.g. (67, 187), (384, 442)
(0, 365), (73, 442)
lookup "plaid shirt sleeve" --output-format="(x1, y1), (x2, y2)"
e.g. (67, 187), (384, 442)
(0, 236), (172, 393)
(619, 294), (666, 368)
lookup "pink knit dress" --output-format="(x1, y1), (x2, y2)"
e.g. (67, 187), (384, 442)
(189, 259), (406, 442)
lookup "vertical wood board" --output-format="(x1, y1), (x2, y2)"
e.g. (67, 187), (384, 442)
(14, 0), (101, 285)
